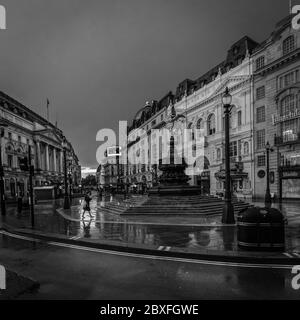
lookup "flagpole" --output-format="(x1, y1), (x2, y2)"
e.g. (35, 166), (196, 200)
(47, 99), (49, 122)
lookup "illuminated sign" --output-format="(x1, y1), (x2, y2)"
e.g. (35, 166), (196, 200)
(107, 146), (121, 157)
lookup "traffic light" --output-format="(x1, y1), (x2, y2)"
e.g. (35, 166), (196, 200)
(19, 157), (29, 171)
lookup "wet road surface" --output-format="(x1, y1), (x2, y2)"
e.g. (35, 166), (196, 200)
(2, 195), (300, 253)
(0, 233), (299, 300)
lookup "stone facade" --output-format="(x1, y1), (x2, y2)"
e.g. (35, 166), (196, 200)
(0, 91), (81, 201)
(123, 37), (258, 198)
(252, 15), (300, 200)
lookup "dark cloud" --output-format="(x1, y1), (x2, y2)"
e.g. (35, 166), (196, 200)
(0, 0), (288, 167)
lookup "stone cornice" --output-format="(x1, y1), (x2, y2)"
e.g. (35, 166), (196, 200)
(255, 48), (300, 77)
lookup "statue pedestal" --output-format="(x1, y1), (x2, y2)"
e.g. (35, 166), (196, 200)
(149, 145), (200, 196)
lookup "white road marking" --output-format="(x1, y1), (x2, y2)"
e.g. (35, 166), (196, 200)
(0, 230), (296, 270)
(70, 236), (81, 240)
(158, 246), (165, 250)
(284, 253), (293, 258)
(165, 246), (171, 251)
(293, 252), (300, 258)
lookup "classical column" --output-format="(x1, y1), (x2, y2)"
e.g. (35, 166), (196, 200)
(60, 150), (63, 173)
(45, 144), (50, 171)
(1, 133), (7, 166)
(35, 140), (41, 170)
(53, 148), (57, 172)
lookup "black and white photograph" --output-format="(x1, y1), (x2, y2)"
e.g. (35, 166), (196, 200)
(0, 0), (300, 315)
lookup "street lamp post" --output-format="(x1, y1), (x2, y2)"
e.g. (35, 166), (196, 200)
(222, 87), (235, 224)
(0, 122), (8, 216)
(62, 141), (70, 210)
(265, 141), (273, 207)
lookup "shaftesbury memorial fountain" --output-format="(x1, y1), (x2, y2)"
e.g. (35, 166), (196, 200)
(149, 97), (201, 196)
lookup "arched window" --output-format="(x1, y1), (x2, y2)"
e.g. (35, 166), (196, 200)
(229, 106), (236, 128)
(283, 36), (295, 55)
(207, 114), (216, 135)
(196, 118), (203, 129)
(243, 142), (249, 155)
(196, 118), (204, 137)
(280, 94), (298, 140)
(187, 122), (194, 140)
(280, 95), (296, 116)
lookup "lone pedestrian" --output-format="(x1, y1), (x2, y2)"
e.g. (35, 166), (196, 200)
(82, 191), (92, 218)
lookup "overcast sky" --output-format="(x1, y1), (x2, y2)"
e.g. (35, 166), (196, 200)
(0, 0), (290, 168)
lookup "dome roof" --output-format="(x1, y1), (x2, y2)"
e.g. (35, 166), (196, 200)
(134, 101), (152, 120)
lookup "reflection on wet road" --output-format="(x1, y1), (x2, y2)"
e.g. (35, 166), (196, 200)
(1, 195), (300, 253)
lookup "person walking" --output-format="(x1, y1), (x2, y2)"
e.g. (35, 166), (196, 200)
(82, 191), (92, 218)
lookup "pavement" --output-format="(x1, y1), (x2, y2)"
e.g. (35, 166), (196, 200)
(1, 194), (300, 265)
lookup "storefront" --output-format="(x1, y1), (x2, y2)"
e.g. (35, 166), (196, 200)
(279, 151), (300, 200)
(279, 168), (300, 199)
(196, 171), (210, 194)
(215, 162), (249, 198)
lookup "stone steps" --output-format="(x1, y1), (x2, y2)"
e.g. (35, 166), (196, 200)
(123, 205), (249, 215)
(97, 194), (252, 217)
(121, 195), (251, 216)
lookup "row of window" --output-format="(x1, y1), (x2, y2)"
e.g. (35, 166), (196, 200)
(215, 141), (250, 161)
(255, 35), (296, 71)
(278, 69), (299, 90)
(7, 132), (31, 145)
(189, 110), (243, 137)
